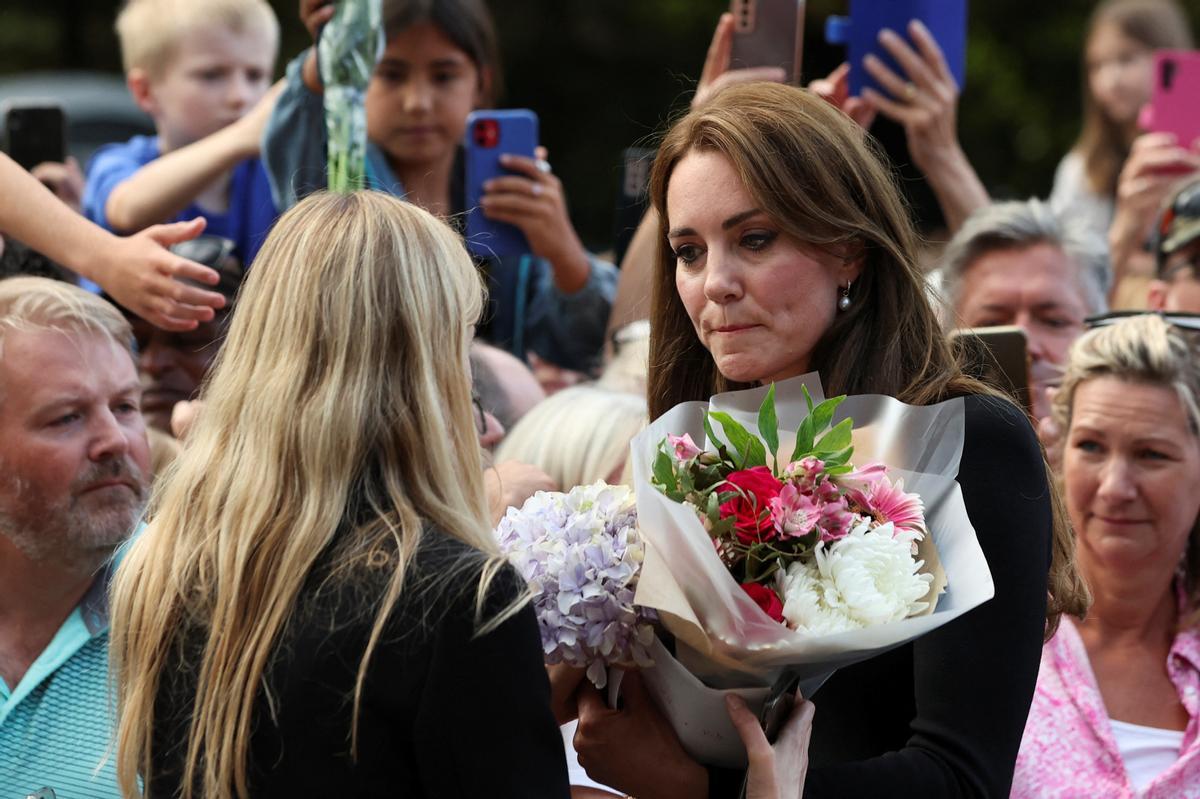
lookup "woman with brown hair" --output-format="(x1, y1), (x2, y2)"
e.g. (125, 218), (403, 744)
(572, 82), (1089, 798)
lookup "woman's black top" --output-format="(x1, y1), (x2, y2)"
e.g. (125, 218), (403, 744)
(715, 394), (1055, 798)
(147, 529), (570, 798)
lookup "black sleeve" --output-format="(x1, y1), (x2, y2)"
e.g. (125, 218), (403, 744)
(408, 562), (572, 799)
(798, 396), (1052, 798)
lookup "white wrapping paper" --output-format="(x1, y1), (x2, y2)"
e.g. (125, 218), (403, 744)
(630, 374), (994, 767)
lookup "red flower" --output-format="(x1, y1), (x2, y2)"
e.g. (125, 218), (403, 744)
(741, 582), (785, 623)
(719, 466), (783, 544)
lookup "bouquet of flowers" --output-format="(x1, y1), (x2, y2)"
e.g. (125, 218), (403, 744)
(652, 385), (933, 635)
(494, 482), (657, 689)
(319, 0), (383, 192)
(630, 375), (994, 767)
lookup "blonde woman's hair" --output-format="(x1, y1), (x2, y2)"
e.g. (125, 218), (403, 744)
(646, 82), (1088, 638)
(1053, 314), (1200, 624)
(115, 0), (280, 77)
(0, 276), (132, 400)
(495, 385), (647, 488)
(110, 191), (509, 799)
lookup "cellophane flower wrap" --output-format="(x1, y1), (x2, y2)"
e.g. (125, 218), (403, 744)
(494, 482), (657, 689)
(319, 0), (383, 192)
(630, 374), (995, 768)
(655, 384), (934, 635)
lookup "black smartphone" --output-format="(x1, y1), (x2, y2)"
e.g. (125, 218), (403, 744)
(729, 0), (806, 83)
(2, 102), (66, 171)
(950, 325), (1032, 415)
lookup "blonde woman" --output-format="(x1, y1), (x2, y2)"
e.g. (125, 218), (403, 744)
(495, 385), (647, 489)
(1014, 315), (1200, 796)
(108, 191), (568, 798)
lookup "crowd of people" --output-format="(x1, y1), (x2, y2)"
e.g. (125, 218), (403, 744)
(3, 0), (1200, 797)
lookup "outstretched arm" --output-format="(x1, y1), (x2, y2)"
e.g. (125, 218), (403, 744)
(0, 151), (224, 330)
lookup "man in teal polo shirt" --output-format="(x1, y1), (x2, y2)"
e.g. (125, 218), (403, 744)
(0, 277), (152, 798)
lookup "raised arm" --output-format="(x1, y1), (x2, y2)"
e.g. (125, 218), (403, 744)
(0, 151), (224, 330)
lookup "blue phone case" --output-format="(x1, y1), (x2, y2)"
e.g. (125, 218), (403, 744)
(825, 0), (967, 98)
(464, 109), (539, 259)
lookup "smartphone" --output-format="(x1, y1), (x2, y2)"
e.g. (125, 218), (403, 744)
(825, 0), (968, 97)
(730, 0), (805, 84)
(949, 325), (1031, 415)
(464, 109), (538, 259)
(1144, 50), (1200, 148)
(1, 102), (66, 171)
(612, 146), (655, 267)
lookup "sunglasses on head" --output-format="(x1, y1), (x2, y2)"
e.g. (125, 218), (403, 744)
(1085, 310), (1200, 332)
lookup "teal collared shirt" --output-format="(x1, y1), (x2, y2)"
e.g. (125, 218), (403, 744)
(0, 554), (123, 798)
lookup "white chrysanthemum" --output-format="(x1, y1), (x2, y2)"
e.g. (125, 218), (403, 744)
(780, 521), (932, 635)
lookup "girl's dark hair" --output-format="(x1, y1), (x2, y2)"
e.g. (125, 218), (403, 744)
(383, 0), (503, 105)
(1076, 0), (1193, 197)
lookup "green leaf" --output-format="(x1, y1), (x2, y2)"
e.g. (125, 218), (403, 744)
(790, 415), (815, 463)
(815, 417), (853, 453)
(824, 463), (855, 476)
(802, 385), (815, 414)
(709, 411), (767, 469)
(822, 445), (855, 468)
(757, 384), (780, 469)
(810, 395), (846, 436)
(652, 448), (676, 490)
(703, 412), (719, 451)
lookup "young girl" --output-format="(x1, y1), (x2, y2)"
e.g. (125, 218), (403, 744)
(1049, 0), (1193, 240)
(263, 0), (615, 372)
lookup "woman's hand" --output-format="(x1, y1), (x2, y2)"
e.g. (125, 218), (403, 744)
(574, 670), (708, 799)
(692, 13), (786, 111)
(861, 20), (960, 175)
(1109, 132), (1200, 284)
(548, 663), (587, 724)
(727, 693), (816, 799)
(858, 19), (987, 231)
(90, 218), (227, 331)
(480, 147), (591, 293)
(300, 0), (335, 41)
(809, 63), (877, 129)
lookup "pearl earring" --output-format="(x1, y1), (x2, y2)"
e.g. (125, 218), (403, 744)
(838, 281), (852, 312)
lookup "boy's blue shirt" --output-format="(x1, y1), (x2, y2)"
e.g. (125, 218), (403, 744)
(262, 50), (616, 372)
(82, 135), (279, 269)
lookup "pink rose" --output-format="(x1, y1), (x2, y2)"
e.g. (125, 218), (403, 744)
(668, 433), (702, 461)
(719, 466), (783, 545)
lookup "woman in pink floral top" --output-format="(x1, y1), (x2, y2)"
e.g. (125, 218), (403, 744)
(1013, 314), (1200, 798)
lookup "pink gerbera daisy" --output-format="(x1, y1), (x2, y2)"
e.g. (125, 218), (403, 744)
(861, 475), (926, 537)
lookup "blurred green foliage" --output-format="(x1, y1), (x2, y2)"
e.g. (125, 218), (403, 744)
(4, 0), (1199, 246)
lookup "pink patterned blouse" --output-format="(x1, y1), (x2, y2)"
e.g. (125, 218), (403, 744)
(1011, 612), (1200, 798)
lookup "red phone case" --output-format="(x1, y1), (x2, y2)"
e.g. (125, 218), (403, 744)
(729, 0), (805, 84)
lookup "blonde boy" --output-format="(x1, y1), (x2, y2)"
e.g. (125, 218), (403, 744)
(83, 0), (281, 268)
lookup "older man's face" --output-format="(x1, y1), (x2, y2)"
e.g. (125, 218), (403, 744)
(0, 329), (151, 564)
(955, 243), (1090, 419)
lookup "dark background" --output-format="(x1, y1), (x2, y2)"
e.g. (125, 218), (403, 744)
(3, 0), (1199, 250)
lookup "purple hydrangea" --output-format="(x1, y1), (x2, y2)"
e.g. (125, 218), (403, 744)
(494, 482), (657, 688)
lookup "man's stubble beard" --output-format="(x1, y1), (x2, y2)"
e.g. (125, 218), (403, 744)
(0, 458), (149, 569)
